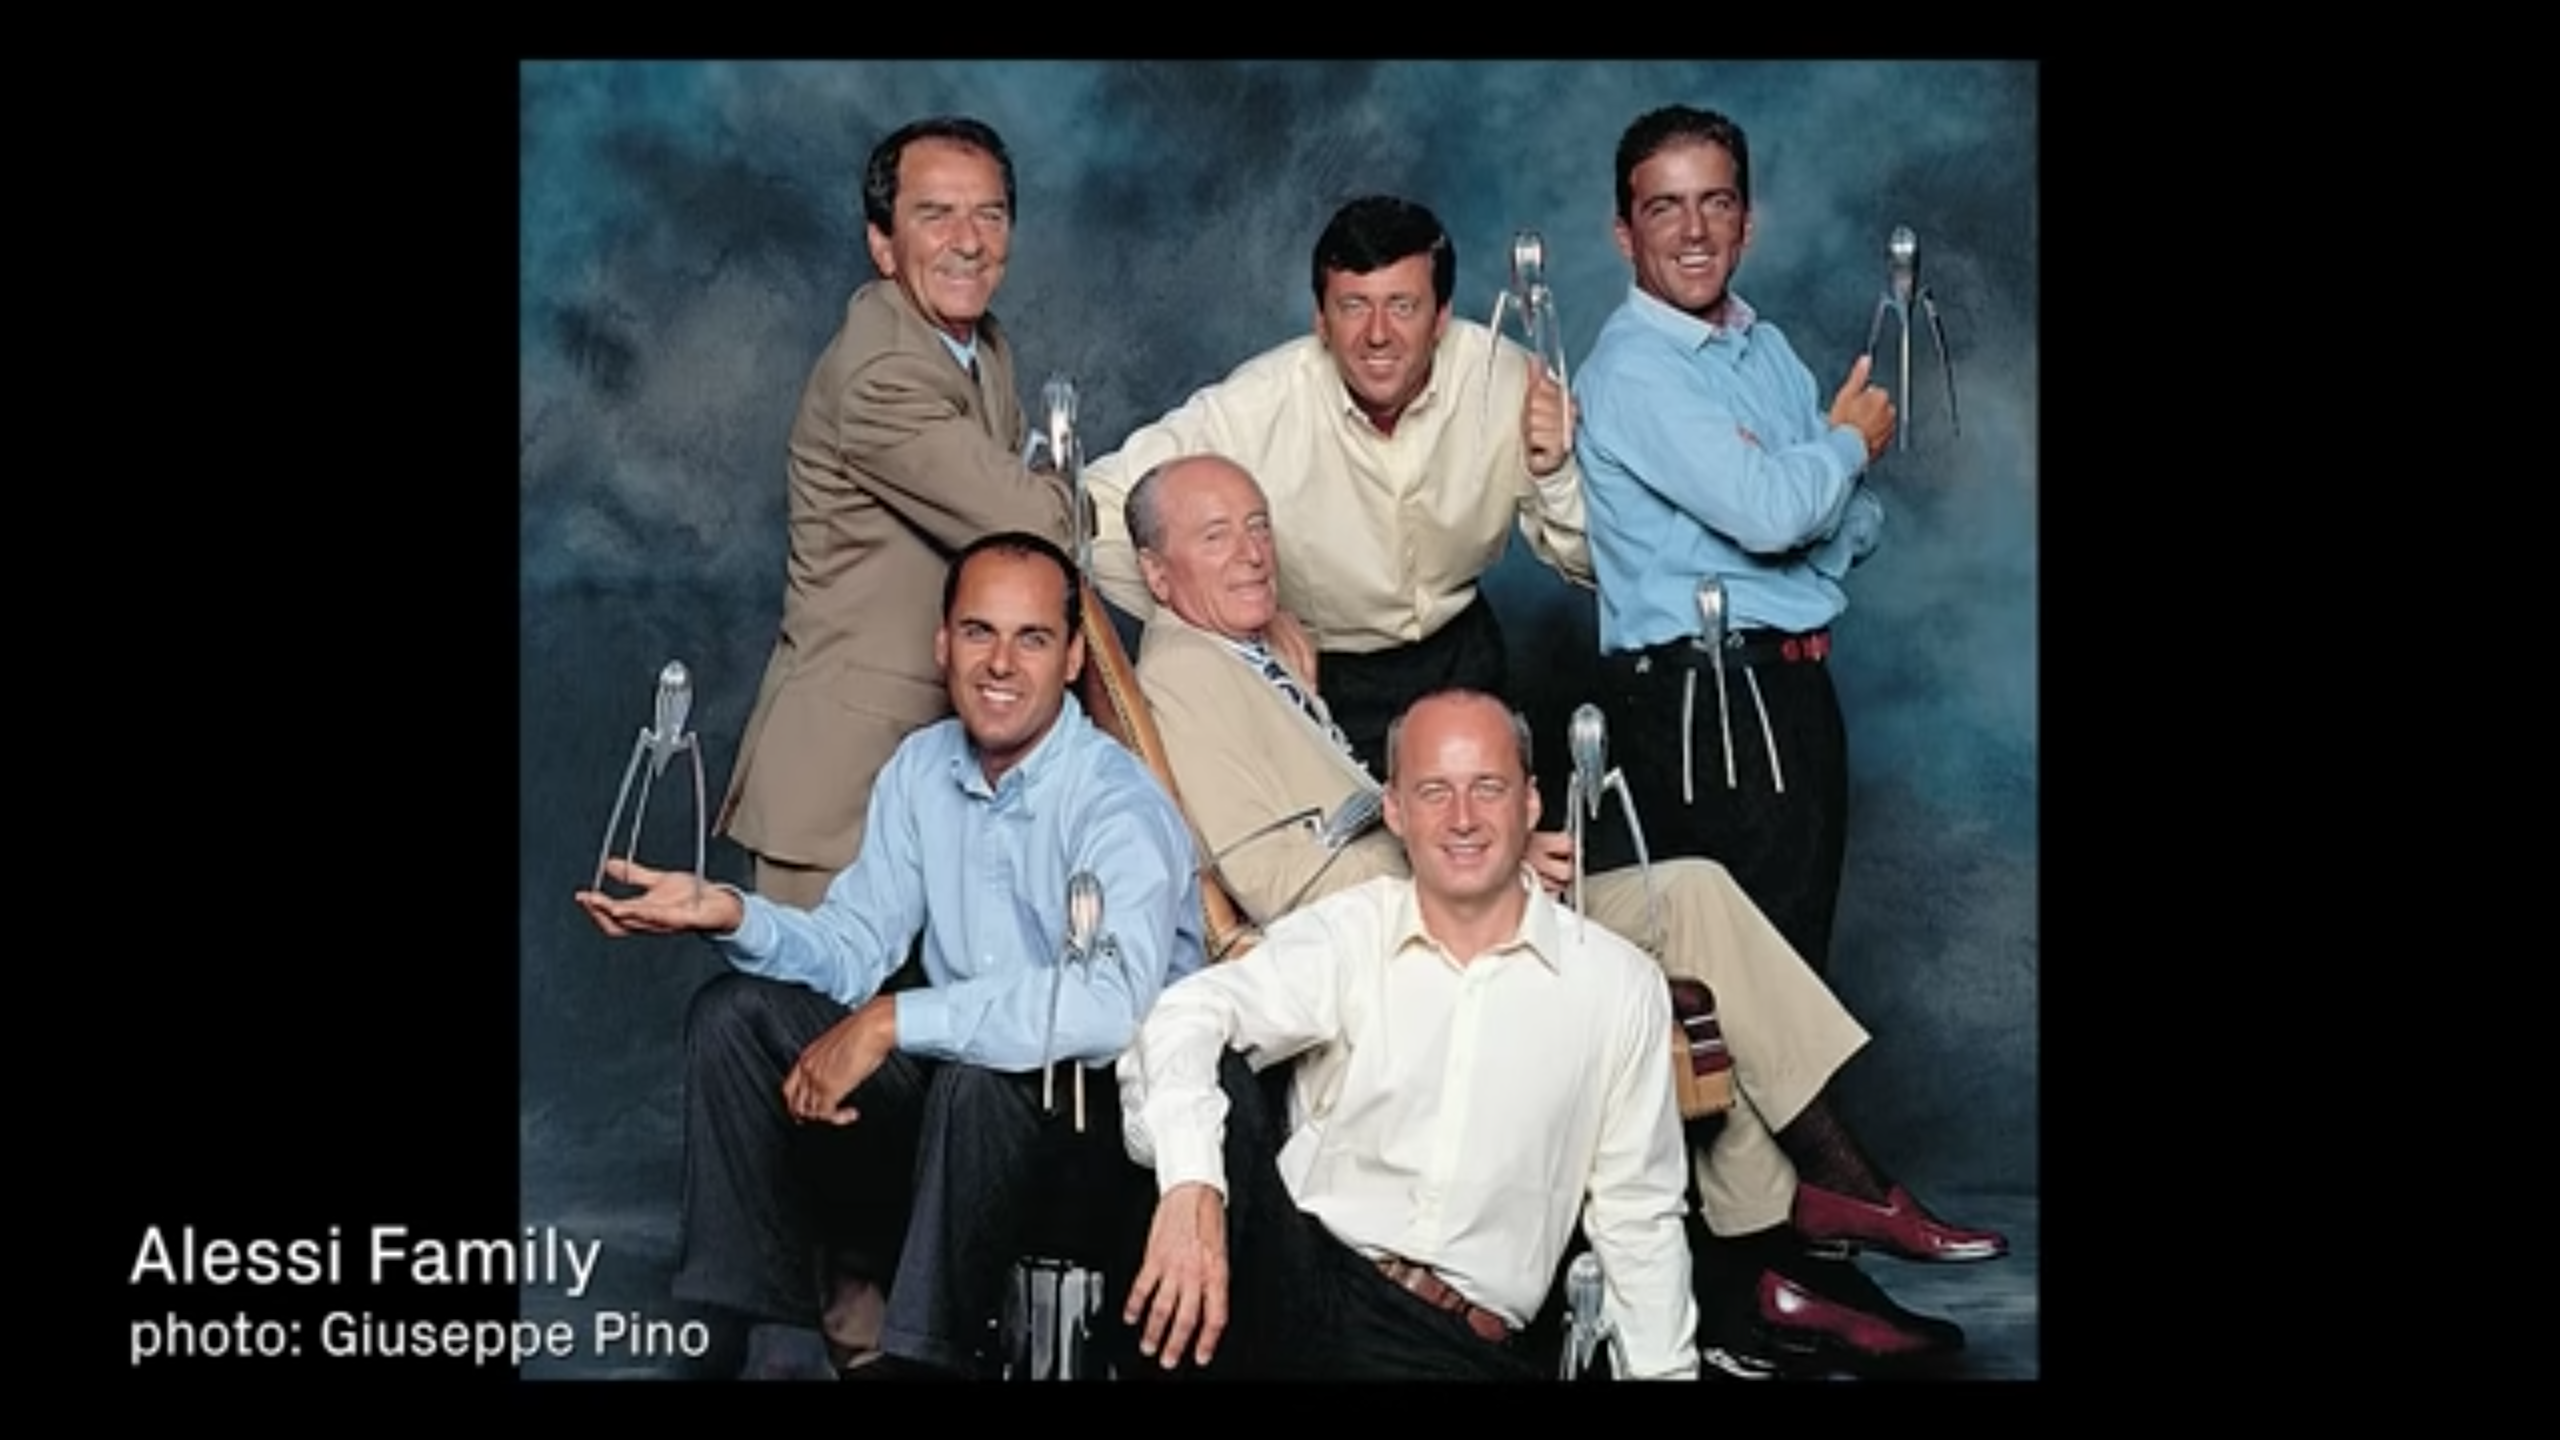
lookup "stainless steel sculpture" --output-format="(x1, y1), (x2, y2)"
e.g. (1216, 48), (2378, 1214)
(1025, 374), (1090, 572)
(1487, 229), (1569, 388)
(1559, 1251), (1616, 1380)
(591, 660), (706, 902)
(1565, 704), (1661, 951)
(1041, 869), (1113, 1132)
(1862, 224), (1960, 450)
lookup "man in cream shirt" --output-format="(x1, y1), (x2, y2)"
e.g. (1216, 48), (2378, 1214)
(1081, 195), (1588, 776)
(1114, 689), (1698, 1380)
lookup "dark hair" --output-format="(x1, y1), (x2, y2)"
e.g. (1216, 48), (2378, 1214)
(1382, 688), (1535, 784)
(862, 116), (1016, 234)
(1614, 105), (1751, 221)
(1310, 195), (1455, 311)
(942, 530), (1080, 632)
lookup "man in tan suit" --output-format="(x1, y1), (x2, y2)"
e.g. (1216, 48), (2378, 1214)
(1125, 453), (2006, 1377)
(717, 116), (1078, 909)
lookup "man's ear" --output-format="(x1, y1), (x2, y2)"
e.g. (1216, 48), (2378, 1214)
(1382, 784), (1406, 841)
(866, 222), (896, 278)
(933, 622), (950, 676)
(1138, 549), (1173, 608)
(1065, 629), (1087, 687)
(1523, 781), (1542, 832)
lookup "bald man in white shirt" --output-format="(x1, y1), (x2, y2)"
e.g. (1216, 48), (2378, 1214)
(1116, 689), (1698, 1380)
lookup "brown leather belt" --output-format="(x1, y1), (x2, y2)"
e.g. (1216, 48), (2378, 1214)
(1374, 1255), (1514, 1344)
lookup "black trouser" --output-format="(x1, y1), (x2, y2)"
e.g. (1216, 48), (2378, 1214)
(1137, 1050), (1543, 1381)
(1317, 591), (1508, 778)
(669, 971), (1150, 1375)
(1585, 640), (1850, 974)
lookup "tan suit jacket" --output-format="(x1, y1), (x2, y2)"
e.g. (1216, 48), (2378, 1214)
(717, 279), (1077, 874)
(1133, 610), (1404, 926)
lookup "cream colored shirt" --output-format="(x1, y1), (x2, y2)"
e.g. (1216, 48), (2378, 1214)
(1117, 871), (1699, 1380)
(1084, 320), (1594, 655)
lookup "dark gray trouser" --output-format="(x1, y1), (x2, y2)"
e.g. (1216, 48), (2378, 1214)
(669, 971), (1145, 1374)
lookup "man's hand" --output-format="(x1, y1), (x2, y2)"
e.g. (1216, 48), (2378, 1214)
(1829, 353), (1897, 463)
(575, 859), (744, 938)
(1522, 364), (1575, 478)
(1266, 609), (1321, 695)
(1525, 830), (1575, 897)
(1123, 1181), (1230, 1370)
(782, 998), (896, 1125)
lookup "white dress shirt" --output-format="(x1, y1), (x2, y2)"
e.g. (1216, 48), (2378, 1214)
(1118, 871), (1699, 1379)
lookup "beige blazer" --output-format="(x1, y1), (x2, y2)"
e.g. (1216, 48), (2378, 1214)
(717, 279), (1077, 872)
(1133, 610), (1409, 925)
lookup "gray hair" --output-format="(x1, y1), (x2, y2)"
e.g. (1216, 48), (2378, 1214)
(1123, 460), (1172, 553)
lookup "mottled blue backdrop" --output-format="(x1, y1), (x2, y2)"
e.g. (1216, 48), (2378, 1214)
(518, 60), (2036, 1367)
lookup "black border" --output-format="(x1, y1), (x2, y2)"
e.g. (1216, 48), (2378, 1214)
(114, 52), (2098, 1410)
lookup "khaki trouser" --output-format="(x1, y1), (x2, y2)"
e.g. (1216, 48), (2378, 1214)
(1579, 857), (1869, 1236)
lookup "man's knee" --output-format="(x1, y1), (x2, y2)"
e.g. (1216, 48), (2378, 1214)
(925, 1063), (1036, 1127)
(684, 970), (833, 1062)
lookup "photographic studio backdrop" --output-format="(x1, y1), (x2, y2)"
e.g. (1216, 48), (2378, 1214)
(519, 58), (2037, 1314)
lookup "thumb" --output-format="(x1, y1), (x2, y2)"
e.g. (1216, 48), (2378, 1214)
(1844, 352), (1872, 390)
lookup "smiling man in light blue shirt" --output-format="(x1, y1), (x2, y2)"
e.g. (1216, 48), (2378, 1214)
(581, 529), (1205, 1379)
(1573, 104), (1894, 985)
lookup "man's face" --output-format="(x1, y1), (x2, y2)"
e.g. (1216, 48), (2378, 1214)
(935, 549), (1083, 783)
(1614, 138), (1754, 324)
(1138, 458), (1279, 640)
(1314, 252), (1449, 426)
(866, 137), (1012, 343)
(1383, 693), (1542, 911)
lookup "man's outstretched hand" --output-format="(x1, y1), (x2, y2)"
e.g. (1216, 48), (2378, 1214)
(575, 858), (743, 938)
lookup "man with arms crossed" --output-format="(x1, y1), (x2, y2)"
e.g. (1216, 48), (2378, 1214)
(1572, 104), (1896, 980)
(580, 533), (1203, 1379)
(1123, 454), (2000, 1375)
(1117, 688), (1698, 1379)
(718, 115), (1079, 910)
(1080, 195), (1586, 776)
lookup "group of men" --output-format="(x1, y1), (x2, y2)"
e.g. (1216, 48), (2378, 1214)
(574, 102), (2009, 1382)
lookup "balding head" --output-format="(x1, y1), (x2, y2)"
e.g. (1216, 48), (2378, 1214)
(1130, 454), (1280, 642)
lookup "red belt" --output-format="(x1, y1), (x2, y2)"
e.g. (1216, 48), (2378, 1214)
(1375, 1256), (1514, 1344)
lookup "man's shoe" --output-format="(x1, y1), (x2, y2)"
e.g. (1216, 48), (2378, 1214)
(1755, 1263), (1963, 1370)
(1793, 1182), (2009, 1264)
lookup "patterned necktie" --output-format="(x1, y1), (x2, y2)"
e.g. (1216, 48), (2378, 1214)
(1244, 641), (1317, 718)
(1244, 640), (1354, 755)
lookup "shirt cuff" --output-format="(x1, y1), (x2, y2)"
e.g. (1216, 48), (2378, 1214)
(1825, 425), (1869, 476)
(712, 886), (774, 956)
(891, 988), (952, 1057)
(1147, 1123), (1230, 1200)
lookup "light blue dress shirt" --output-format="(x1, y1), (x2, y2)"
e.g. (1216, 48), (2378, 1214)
(1573, 286), (1884, 652)
(713, 693), (1205, 1070)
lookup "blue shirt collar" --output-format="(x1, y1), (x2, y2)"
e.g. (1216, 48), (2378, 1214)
(1626, 284), (1757, 351)
(945, 691), (1088, 807)
(935, 328), (981, 375)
